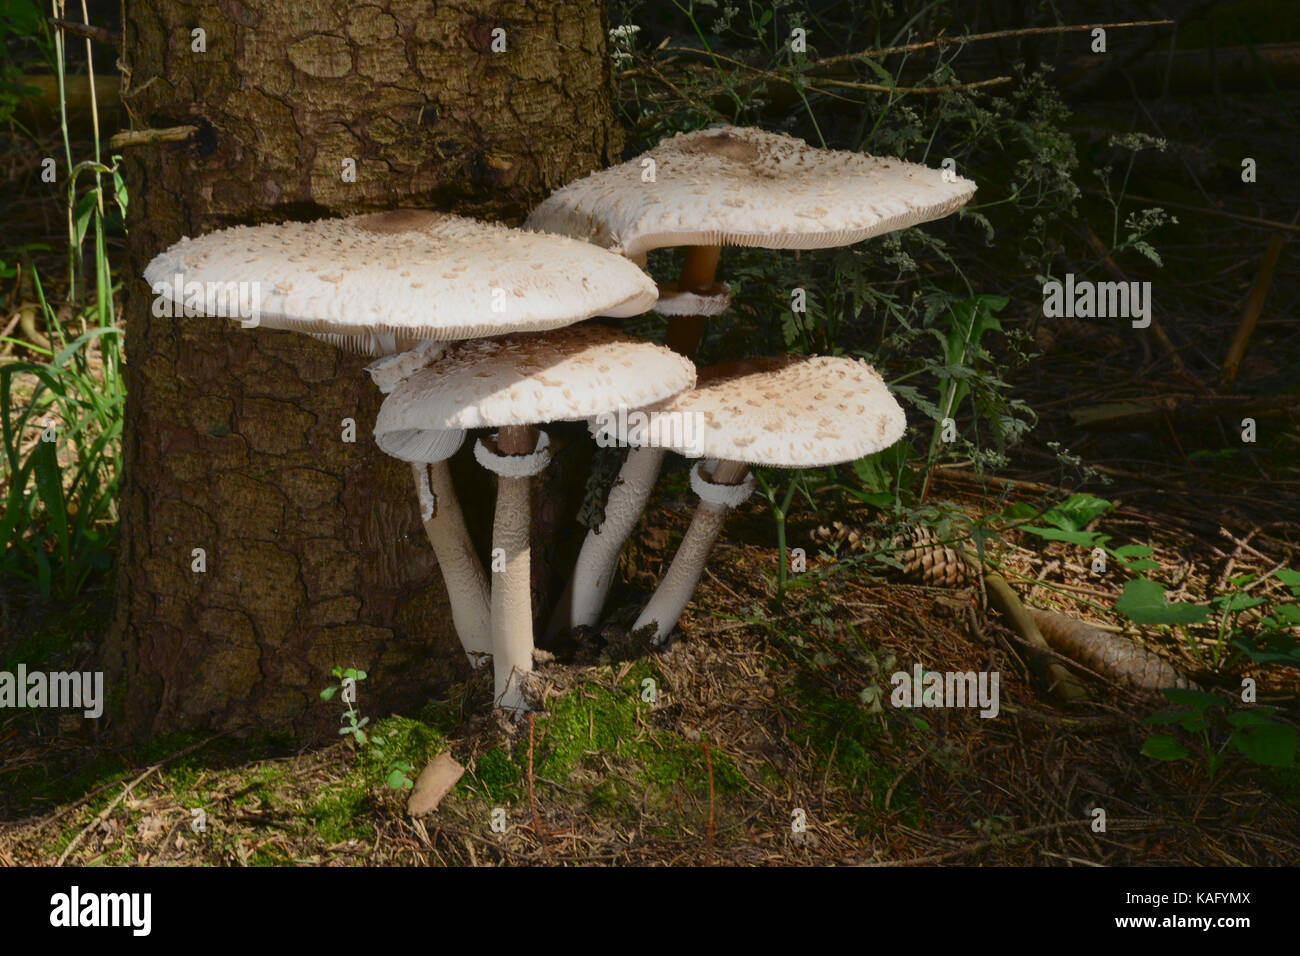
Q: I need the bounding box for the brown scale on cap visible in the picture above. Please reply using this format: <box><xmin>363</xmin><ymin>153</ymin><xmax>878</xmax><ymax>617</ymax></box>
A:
<box><xmin>679</xmin><ymin>130</ymin><xmax>762</xmax><ymax>165</ymax></box>
<box><xmin>354</xmin><ymin>208</ymin><xmax>449</xmax><ymax>234</ymax></box>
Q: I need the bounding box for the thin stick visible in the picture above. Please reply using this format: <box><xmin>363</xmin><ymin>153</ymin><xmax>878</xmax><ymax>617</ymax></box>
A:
<box><xmin>1085</xmin><ymin>190</ymin><xmax>1300</xmax><ymax>235</ymax></box>
<box><xmin>984</xmin><ymin>573</ymin><xmax>1089</xmax><ymax>702</ymax></box>
<box><xmin>702</xmin><ymin>736</ymin><xmax>715</xmax><ymax>866</ymax></box>
<box><xmin>48</xmin><ymin>17</ymin><xmax>119</xmax><ymax>45</ymax></box>
<box><xmin>527</xmin><ymin>712</ymin><xmax>552</xmax><ymax>862</ymax></box>
<box><xmin>56</xmin><ymin>765</ymin><xmax>158</xmax><ymax>866</ymax></box>
<box><xmin>106</xmin><ymin>125</ymin><xmax>198</xmax><ymax>151</ymax></box>
<box><xmin>655</xmin><ymin>48</ymin><xmax>1011</xmax><ymax>96</ymax></box>
<box><xmin>810</xmin><ymin>20</ymin><xmax>1174</xmax><ymax>70</ymax></box>
<box><xmin>865</xmin><ymin>819</ymin><xmax>1154</xmax><ymax>866</ymax></box>
<box><xmin>1082</xmin><ymin>225</ymin><xmax>1191</xmax><ymax>378</ymax></box>
<box><xmin>1220</xmin><ymin>234</ymin><xmax>1285</xmax><ymax>388</ymax></box>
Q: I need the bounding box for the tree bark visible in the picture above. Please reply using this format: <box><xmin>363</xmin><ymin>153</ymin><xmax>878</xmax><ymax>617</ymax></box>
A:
<box><xmin>105</xmin><ymin>0</ymin><xmax>621</xmax><ymax>740</ymax></box>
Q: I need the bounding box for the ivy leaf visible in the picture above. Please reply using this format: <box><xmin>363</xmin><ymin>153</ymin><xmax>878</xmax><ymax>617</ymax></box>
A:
<box><xmin>1116</xmin><ymin>579</ymin><xmax>1210</xmax><ymax>625</ymax></box>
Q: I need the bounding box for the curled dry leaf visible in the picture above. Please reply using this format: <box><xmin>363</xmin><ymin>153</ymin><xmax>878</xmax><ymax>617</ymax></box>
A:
<box><xmin>406</xmin><ymin>752</ymin><xmax>465</xmax><ymax>817</ymax></box>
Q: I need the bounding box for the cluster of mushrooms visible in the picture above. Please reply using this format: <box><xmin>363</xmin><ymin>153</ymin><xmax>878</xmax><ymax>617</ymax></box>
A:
<box><xmin>145</xmin><ymin>126</ymin><xmax>976</xmax><ymax>713</ymax></box>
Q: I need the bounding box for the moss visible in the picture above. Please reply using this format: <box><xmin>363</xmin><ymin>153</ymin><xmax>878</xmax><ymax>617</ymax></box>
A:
<box><xmin>789</xmin><ymin>684</ymin><xmax>919</xmax><ymax>826</ymax></box>
<box><xmin>307</xmin><ymin>777</ymin><xmax>373</xmax><ymax>844</ymax></box>
<box><xmin>467</xmin><ymin>748</ymin><xmax>521</xmax><ymax>803</ymax></box>
<box><xmin>640</xmin><ymin>742</ymin><xmax>748</xmax><ymax>796</ymax></box>
<box><xmin>417</xmin><ymin>692</ymin><xmax>472</xmax><ymax>738</ymax></box>
<box><xmin>356</xmin><ymin>716</ymin><xmax>445</xmax><ymax>780</ymax></box>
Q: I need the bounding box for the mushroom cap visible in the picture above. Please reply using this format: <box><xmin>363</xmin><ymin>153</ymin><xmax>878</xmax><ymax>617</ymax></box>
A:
<box><xmin>525</xmin><ymin>126</ymin><xmax>976</xmax><ymax>257</ymax></box>
<box><xmin>601</xmin><ymin>355</ymin><xmax>907</xmax><ymax>468</ymax></box>
<box><xmin>142</xmin><ymin>210</ymin><xmax>659</xmax><ymax>340</ymax></box>
<box><xmin>374</xmin><ymin>324</ymin><xmax>697</xmax><ymax>435</ymax></box>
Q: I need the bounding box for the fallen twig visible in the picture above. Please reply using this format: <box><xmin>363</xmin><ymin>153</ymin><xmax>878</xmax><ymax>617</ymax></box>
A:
<box><xmin>107</xmin><ymin>125</ymin><xmax>198</xmax><ymax>151</ymax></box>
<box><xmin>702</xmin><ymin>736</ymin><xmax>715</xmax><ymax>866</ymax></box>
<box><xmin>1220</xmin><ymin>233</ymin><xmax>1286</xmax><ymax>388</ymax></box>
<box><xmin>809</xmin><ymin>20</ymin><xmax>1174</xmax><ymax>71</ymax></box>
<box><xmin>984</xmin><ymin>573</ymin><xmax>1090</xmax><ymax>702</ymax></box>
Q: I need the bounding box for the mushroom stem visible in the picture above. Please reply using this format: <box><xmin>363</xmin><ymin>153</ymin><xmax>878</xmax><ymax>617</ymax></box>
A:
<box><xmin>633</xmin><ymin>459</ymin><xmax>753</xmax><ymax>644</ymax></box>
<box><xmin>411</xmin><ymin>461</ymin><xmax>492</xmax><ymax>667</ymax></box>
<box><xmin>663</xmin><ymin>244</ymin><xmax>721</xmax><ymax>358</ymax></box>
<box><xmin>551</xmin><ymin>445</ymin><xmax>668</xmax><ymax>636</ymax></box>
<box><xmin>483</xmin><ymin>425</ymin><xmax>544</xmax><ymax>712</ymax></box>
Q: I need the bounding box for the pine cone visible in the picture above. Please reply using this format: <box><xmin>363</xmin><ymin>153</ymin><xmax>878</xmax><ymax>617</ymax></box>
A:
<box><xmin>1030</xmin><ymin>608</ymin><xmax>1196</xmax><ymax>692</ymax></box>
<box><xmin>896</xmin><ymin>527</ymin><xmax>977</xmax><ymax>588</ymax></box>
<box><xmin>811</xmin><ymin>521</ymin><xmax>870</xmax><ymax>553</ymax></box>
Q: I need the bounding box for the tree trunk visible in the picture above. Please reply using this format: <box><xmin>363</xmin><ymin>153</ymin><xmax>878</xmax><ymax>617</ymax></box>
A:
<box><xmin>104</xmin><ymin>0</ymin><xmax>621</xmax><ymax>740</ymax></box>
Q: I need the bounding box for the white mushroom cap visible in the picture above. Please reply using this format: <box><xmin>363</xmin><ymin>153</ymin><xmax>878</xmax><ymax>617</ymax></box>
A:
<box><xmin>142</xmin><ymin>209</ymin><xmax>659</xmax><ymax>339</ymax></box>
<box><xmin>525</xmin><ymin>126</ymin><xmax>976</xmax><ymax>256</ymax></box>
<box><xmin>604</xmin><ymin>355</ymin><xmax>907</xmax><ymax>467</ymax></box>
<box><xmin>375</xmin><ymin>324</ymin><xmax>697</xmax><ymax>435</ymax></box>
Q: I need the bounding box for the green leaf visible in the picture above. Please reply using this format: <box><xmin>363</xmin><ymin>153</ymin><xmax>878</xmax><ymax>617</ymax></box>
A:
<box><xmin>1142</xmin><ymin>734</ymin><xmax>1189</xmax><ymax>762</ymax></box>
<box><xmin>1119</xmin><ymin>559</ymin><xmax>1161</xmax><ymax>572</ymax></box>
<box><xmin>1271</xmin><ymin>568</ymin><xmax>1300</xmax><ymax>588</ymax></box>
<box><xmin>72</xmin><ymin>190</ymin><xmax>98</xmax><ymax>248</ymax></box>
<box><xmin>1225</xmin><ymin>708</ymin><xmax>1276</xmax><ymax>728</ymax></box>
<box><xmin>1020</xmin><ymin>526</ymin><xmax>1102</xmax><ymax>547</ymax></box>
<box><xmin>1176</xmin><ymin>714</ymin><xmax>1208</xmax><ymax>733</ymax></box>
<box><xmin>1111</xmin><ymin>545</ymin><xmax>1154</xmax><ymax>559</ymax></box>
<box><xmin>320</xmin><ymin>686</ymin><xmax>338</xmax><ymax>701</ymax></box>
<box><xmin>1214</xmin><ymin>593</ymin><xmax>1266</xmax><ymax>613</ymax></box>
<box><xmin>386</xmin><ymin>769</ymin><xmax>408</xmax><ymax>789</ymax></box>
<box><xmin>1231</xmin><ymin>723</ymin><xmax>1298</xmax><ymax>767</ymax></box>
<box><xmin>1047</xmin><ymin>493</ymin><xmax>1113</xmax><ymax>531</ymax></box>
<box><xmin>1233</xmin><ymin>633</ymin><xmax>1300</xmax><ymax>666</ymax></box>
<box><xmin>1115</xmin><ymin>579</ymin><xmax>1210</xmax><ymax>625</ymax></box>
<box><xmin>31</xmin><ymin>439</ymin><xmax>68</xmax><ymax>564</ymax></box>
<box><xmin>1272</xmin><ymin>604</ymin><xmax>1300</xmax><ymax>624</ymax></box>
<box><xmin>112</xmin><ymin>166</ymin><xmax>129</xmax><ymax>215</ymax></box>
<box><xmin>1160</xmin><ymin>687</ymin><xmax>1221</xmax><ymax>711</ymax></box>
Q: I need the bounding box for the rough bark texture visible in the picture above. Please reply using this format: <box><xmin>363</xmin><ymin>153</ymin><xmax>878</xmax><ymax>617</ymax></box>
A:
<box><xmin>106</xmin><ymin>0</ymin><xmax>621</xmax><ymax>740</ymax></box>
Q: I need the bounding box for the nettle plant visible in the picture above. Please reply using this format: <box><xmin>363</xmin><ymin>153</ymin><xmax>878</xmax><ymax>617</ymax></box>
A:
<box><xmin>1142</xmin><ymin>688</ymin><xmax>1297</xmax><ymax>776</ymax></box>
<box><xmin>320</xmin><ymin>667</ymin><xmax>415</xmax><ymax>791</ymax></box>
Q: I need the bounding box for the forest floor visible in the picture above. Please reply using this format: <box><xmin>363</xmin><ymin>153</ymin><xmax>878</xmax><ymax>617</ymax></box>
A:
<box><xmin>2</xmin><ymin>23</ymin><xmax>1299</xmax><ymax>864</ymax></box>
<box><xmin>2</xmin><ymin>448</ymin><xmax>1298</xmax><ymax>865</ymax></box>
